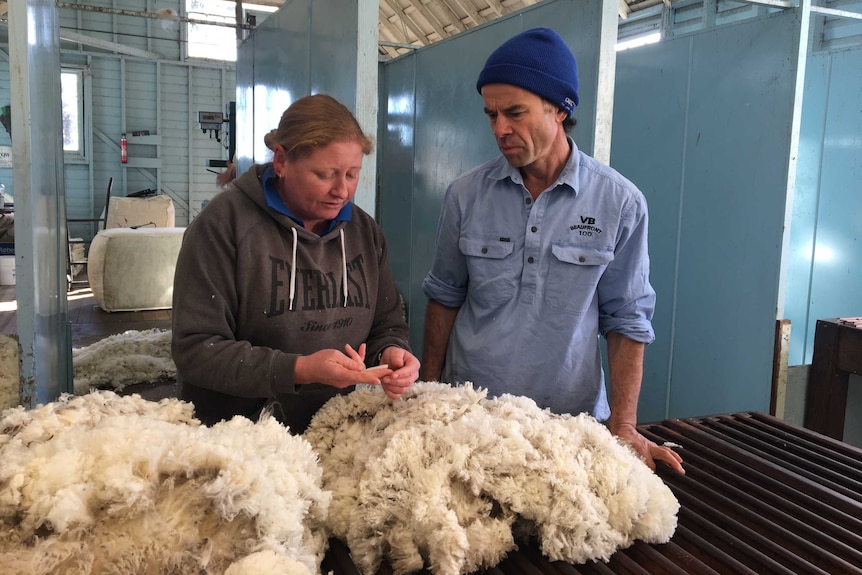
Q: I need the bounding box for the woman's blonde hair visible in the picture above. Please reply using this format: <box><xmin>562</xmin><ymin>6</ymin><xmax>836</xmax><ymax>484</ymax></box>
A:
<box><xmin>263</xmin><ymin>94</ymin><xmax>374</xmax><ymax>160</ymax></box>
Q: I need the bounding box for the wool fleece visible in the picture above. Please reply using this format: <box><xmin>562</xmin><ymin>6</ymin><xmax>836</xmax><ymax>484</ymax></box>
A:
<box><xmin>305</xmin><ymin>382</ymin><xmax>680</xmax><ymax>575</ymax></box>
<box><xmin>0</xmin><ymin>391</ymin><xmax>329</xmax><ymax>575</ymax></box>
<box><xmin>72</xmin><ymin>328</ymin><xmax>174</xmax><ymax>394</ymax></box>
<box><xmin>172</xmin><ymin>164</ymin><xmax>410</xmax><ymax>430</ymax></box>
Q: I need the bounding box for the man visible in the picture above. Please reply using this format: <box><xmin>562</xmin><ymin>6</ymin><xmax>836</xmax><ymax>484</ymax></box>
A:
<box><xmin>421</xmin><ymin>28</ymin><xmax>683</xmax><ymax>474</ymax></box>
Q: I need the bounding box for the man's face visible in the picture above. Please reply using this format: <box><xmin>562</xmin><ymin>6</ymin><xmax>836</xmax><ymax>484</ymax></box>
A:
<box><xmin>481</xmin><ymin>83</ymin><xmax>566</xmax><ymax>168</ymax></box>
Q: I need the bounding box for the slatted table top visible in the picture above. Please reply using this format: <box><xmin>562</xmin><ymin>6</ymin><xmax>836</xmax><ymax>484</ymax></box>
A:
<box><xmin>322</xmin><ymin>412</ymin><xmax>862</xmax><ymax>575</ymax></box>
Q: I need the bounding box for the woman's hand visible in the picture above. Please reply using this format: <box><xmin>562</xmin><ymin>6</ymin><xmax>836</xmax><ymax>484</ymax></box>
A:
<box><xmin>294</xmin><ymin>343</ymin><xmax>392</xmax><ymax>389</ymax></box>
<box><xmin>377</xmin><ymin>346</ymin><xmax>420</xmax><ymax>400</ymax></box>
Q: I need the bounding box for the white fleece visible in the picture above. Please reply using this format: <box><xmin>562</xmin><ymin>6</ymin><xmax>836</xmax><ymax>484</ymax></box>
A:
<box><xmin>0</xmin><ymin>391</ymin><xmax>331</xmax><ymax>575</ymax></box>
<box><xmin>72</xmin><ymin>329</ymin><xmax>175</xmax><ymax>394</ymax></box>
<box><xmin>304</xmin><ymin>381</ymin><xmax>679</xmax><ymax>575</ymax></box>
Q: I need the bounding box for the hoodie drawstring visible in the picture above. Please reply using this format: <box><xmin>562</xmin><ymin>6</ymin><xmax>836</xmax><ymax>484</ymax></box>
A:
<box><xmin>289</xmin><ymin>227</ymin><xmax>297</xmax><ymax>311</ymax></box>
<box><xmin>288</xmin><ymin>227</ymin><xmax>348</xmax><ymax>311</ymax></box>
<box><xmin>340</xmin><ymin>228</ymin><xmax>348</xmax><ymax>307</ymax></box>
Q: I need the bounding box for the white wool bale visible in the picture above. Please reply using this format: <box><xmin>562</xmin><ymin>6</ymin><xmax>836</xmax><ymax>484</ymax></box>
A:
<box><xmin>305</xmin><ymin>382</ymin><xmax>679</xmax><ymax>575</ymax></box>
<box><xmin>72</xmin><ymin>328</ymin><xmax>175</xmax><ymax>394</ymax></box>
<box><xmin>0</xmin><ymin>334</ymin><xmax>18</xmax><ymax>410</ymax></box>
<box><xmin>0</xmin><ymin>391</ymin><xmax>330</xmax><ymax>575</ymax></box>
<box><xmin>87</xmin><ymin>227</ymin><xmax>184</xmax><ymax>312</ymax></box>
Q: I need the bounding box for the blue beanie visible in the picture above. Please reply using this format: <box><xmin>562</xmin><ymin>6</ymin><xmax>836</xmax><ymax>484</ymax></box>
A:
<box><xmin>476</xmin><ymin>27</ymin><xmax>579</xmax><ymax>117</ymax></box>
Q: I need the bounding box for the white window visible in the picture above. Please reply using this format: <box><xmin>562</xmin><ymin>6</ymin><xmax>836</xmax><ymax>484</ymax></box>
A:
<box><xmin>186</xmin><ymin>0</ymin><xmax>278</xmax><ymax>62</ymax></box>
<box><xmin>616</xmin><ymin>31</ymin><xmax>661</xmax><ymax>52</ymax></box>
<box><xmin>61</xmin><ymin>68</ymin><xmax>85</xmax><ymax>160</ymax></box>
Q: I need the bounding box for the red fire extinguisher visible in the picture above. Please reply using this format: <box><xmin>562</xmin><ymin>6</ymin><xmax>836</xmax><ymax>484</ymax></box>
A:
<box><xmin>120</xmin><ymin>133</ymin><xmax>128</xmax><ymax>164</ymax></box>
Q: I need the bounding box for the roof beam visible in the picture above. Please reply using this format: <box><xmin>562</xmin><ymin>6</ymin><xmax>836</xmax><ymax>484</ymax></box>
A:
<box><xmin>386</xmin><ymin>4</ymin><xmax>429</xmax><ymax>45</ymax></box>
<box><xmin>405</xmin><ymin>0</ymin><xmax>450</xmax><ymax>41</ymax></box>
<box><xmin>55</xmin><ymin>1</ymin><xmax>255</xmax><ymax>30</ymax></box>
<box><xmin>619</xmin><ymin>0</ymin><xmax>632</xmax><ymax>18</ymax></box>
<box><xmin>59</xmin><ymin>29</ymin><xmax>164</xmax><ymax>59</ymax></box>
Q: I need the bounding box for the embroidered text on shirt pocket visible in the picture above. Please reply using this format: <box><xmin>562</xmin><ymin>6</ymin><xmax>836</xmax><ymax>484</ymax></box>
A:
<box><xmin>459</xmin><ymin>236</ymin><xmax>517</xmax><ymax>305</ymax></box>
<box><xmin>545</xmin><ymin>243</ymin><xmax>613</xmax><ymax>314</ymax></box>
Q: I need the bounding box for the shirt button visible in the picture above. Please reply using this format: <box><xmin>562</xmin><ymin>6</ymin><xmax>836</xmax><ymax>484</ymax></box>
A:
<box><xmin>525</xmin><ymin>197</ymin><xmax>532</xmax><ymax>205</ymax></box>
<box><xmin>578</xmin><ymin>256</ymin><xmax>586</xmax><ymax>263</ymax></box>
<box><xmin>531</xmin><ymin>226</ymin><xmax>537</xmax><ymax>233</ymax></box>
<box><xmin>481</xmin><ymin>247</ymin><xmax>488</xmax><ymax>254</ymax></box>
<box><xmin>527</xmin><ymin>256</ymin><xmax>534</xmax><ymax>263</ymax></box>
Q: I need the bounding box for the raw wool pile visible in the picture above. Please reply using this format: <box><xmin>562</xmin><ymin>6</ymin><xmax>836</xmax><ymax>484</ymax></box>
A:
<box><xmin>0</xmin><ymin>391</ymin><xmax>330</xmax><ymax>575</ymax></box>
<box><xmin>0</xmin><ymin>334</ymin><xmax>18</xmax><ymax>410</ymax></box>
<box><xmin>72</xmin><ymin>328</ymin><xmax>175</xmax><ymax>394</ymax></box>
<box><xmin>305</xmin><ymin>381</ymin><xmax>680</xmax><ymax>575</ymax></box>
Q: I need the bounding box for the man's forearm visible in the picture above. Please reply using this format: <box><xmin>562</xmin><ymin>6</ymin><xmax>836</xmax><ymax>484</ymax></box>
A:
<box><xmin>421</xmin><ymin>299</ymin><xmax>459</xmax><ymax>381</ymax></box>
<box><xmin>606</xmin><ymin>332</ymin><xmax>646</xmax><ymax>432</ymax></box>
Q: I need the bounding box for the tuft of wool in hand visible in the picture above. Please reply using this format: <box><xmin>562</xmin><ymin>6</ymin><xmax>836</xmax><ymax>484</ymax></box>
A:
<box><xmin>304</xmin><ymin>381</ymin><xmax>679</xmax><ymax>575</ymax></box>
<box><xmin>0</xmin><ymin>391</ymin><xmax>330</xmax><ymax>575</ymax></box>
<box><xmin>72</xmin><ymin>329</ymin><xmax>175</xmax><ymax>394</ymax></box>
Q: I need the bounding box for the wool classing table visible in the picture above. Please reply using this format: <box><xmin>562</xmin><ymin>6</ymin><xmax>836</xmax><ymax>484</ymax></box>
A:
<box><xmin>321</xmin><ymin>412</ymin><xmax>862</xmax><ymax>575</ymax></box>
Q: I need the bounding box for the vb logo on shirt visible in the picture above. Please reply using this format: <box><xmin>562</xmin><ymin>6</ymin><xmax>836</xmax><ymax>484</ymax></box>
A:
<box><xmin>570</xmin><ymin>216</ymin><xmax>603</xmax><ymax>237</ymax></box>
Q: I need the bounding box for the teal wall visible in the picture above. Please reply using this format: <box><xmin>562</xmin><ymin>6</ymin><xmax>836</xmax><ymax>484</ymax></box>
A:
<box><xmin>611</xmin><ymin>11</ymin><xmax>804</xmax><ymax>420</ymax></box>
<box><xmin>785</xmin><ymin>46</ymin><xmax>862</xmax><ymax>366</ymax></box>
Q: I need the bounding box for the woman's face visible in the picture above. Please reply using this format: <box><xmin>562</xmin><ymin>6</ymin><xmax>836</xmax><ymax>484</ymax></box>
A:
<box><xmin>274</xmin><ymin>139</ymin><xmax>364</xmax><ymax>234</ymax></box>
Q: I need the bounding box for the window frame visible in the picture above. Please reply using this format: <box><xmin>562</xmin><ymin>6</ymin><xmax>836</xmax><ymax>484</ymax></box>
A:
<box><xmin>185</xmin><ymin>0</ymin><xmax>278</xmax><ymax>63</ymax></box>
<box><xmin>61</xmin><ymin>66</ymin><xmax>91</xmax><ymax>164</ymax></box>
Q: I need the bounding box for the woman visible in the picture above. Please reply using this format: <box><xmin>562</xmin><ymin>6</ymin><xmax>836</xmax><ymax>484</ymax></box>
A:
<box><xmin>172</xmin><ymin>94</ymin><xmax>419</xmax><ymax>433</ymax></box>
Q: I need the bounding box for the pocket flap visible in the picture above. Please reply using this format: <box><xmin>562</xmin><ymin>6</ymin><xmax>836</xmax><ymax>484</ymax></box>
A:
<box><xmin>551</xmin><ymin>244</ymin><xmax>613</xmax><ymax>266</ymax></box>
<box><xmin>460</xmin><ymin>237</ymin><xmax>515</xmax><ymax>259</ymax></box>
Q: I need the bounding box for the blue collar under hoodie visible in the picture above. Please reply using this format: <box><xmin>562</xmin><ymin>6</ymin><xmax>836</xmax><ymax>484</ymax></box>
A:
<box><xmin>262</xmin><ymin>165</ymin><xmax>352</xmax><ymax>310</ymax></box>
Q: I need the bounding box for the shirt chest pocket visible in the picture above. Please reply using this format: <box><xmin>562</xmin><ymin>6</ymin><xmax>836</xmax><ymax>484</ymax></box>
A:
<box><xmin>459</xmin><ymin>236</ymin><xmax>517</xmax><ymax>305</ymax></box>
<box><xmin>545</xmin><ymin>244</ymin><xmax>613</xmax><ymax>314</ymax></box>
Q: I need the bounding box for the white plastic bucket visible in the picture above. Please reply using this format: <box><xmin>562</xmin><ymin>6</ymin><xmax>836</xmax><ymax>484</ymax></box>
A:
<box><xmin>0</xmin><ymin>255</ymin><xmax>15</xmax><ymax>285</ymax></box>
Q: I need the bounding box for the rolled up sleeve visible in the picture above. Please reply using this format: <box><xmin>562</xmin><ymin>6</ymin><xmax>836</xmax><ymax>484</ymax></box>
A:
<box><xmin>598</xmin><ymin>192</ymin><xmax>656</xmax><ymax>344</ymax></box>
<box><xmin>422</xmin><ymin>184</ymin><xmax>469</xmax><ymax>308</ymax></box>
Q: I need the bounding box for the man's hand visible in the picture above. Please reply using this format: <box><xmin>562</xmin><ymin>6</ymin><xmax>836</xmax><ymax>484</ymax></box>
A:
<box><xmin>610</xmin><ymin>422</ymin><xmax>685</xmax><ymax>474</ymax></box>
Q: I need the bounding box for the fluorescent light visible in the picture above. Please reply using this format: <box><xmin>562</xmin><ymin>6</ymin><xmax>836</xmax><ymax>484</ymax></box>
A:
<box><xmin>616</xmin><ymin>32</ymin><xmax>661</xmax><ymax>52</ymax></box>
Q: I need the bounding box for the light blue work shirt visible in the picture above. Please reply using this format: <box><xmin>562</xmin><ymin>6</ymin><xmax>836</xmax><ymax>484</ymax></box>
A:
<box><xmin>422</xmin><ymin>139</ymin><xmax>655</xmax><ymax>420</ymax></box>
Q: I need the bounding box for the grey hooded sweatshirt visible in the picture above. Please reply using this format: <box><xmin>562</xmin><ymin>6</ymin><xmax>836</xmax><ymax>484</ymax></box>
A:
<box><xmin>171</xmin><ymin>164</ymin><xmax>410</xmax><ymax>432</ymax></box>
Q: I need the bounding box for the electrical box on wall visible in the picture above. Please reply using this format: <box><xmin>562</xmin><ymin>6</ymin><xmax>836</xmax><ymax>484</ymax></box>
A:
<box><xmin>198</xmin><ymin>111</ymin><xmax>224</xmax><ymax>143</ymax></box>
<box><xmin>198</xmin><ymin>111</ymin><xmax>223</xmax><ymax>131</ymax></box>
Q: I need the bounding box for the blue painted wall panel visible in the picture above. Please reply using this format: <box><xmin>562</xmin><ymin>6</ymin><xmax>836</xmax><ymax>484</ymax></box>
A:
<box><xmin>310</xmin><ymin>0</ymin><xmax>358</xmax><ymax>107</ymax></box>
<box><xmin>670</xmin><ymin>14</ymin><xmax>799</xmax><ymax>417</ymax></box>
<box><xmin>377</xmin><ymin>61</ymin><xmax>417</xmax><ymax>336</ymax></box>
<box><xmin>785</xmin><ymin>48</ymin><xmax>862</xmax><ymax>365</ymax></box>
<box><xmin>237</xmin><ymin>0</ymin><xmax>364</xmax><ymax>170</ymax></box>
<box><xmin>612</xmin><ymin>39</ymin><xmax>690</xmax><ymax>421</ymax></box>
<box><xmin>808</xmin><ymin>49</ymin><xmax>862</xmax><ymax>329</ymax></box>
<box><xmin>785</xmin><ymin>55</ymin><xmax>828</xmax><ymax>365</ymax></box>
<box><xmin>612</xmin><ymin>12</ymin><xmax>802</xmax><ymax>419</ymax></box>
